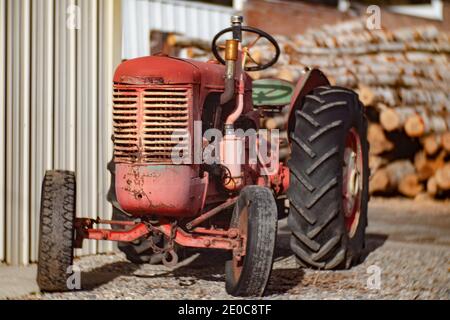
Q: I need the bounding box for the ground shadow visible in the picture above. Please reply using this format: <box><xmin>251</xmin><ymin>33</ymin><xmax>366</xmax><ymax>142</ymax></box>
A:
<box><xmin>360</xmin><ymin>233</ymin><xmax>388</xmax><ymax>264</ymax></box>
<box><xmin>78</xmin><ymin>229</ymin><xmax>388</xmax><ymax>294</ymax></box>
<box><xmin>80</xmin><ymin>261</ymin><xmax>140</xmax><ymax>290</ymax></box>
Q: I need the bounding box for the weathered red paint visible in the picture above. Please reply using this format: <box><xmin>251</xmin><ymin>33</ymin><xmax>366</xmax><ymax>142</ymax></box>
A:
<box><xmin>75</xmin><ymin>219</ymin><xmax>244</xmax><ymax>253</ymax></box>
<box><xmin>114</xmin><ymin>55</ymin><xmax>254</xmax><ymax>117</ymax></box>
<box><xmin>84</xmin><ymin>223</ymin><xmax>150</xmax><ymax>242</ymax></box>
<box><xmin>115</xmin><ymin>164</ymin><xmax>208</xmax><ymax>217</ymax></box>
<box><xmin>268</xmin><ymin>163</ymin><xmax>290</xmax><ymax>196</ymax></box>
<box><xmin>287</xmin><ymin>68</ymin><xmax>330</xmax><ymax>135</ymax></box>
<box><xmin>157</xmin><ymin>222</ymin><xmax>244</xmax><ymax>252</ymax></box>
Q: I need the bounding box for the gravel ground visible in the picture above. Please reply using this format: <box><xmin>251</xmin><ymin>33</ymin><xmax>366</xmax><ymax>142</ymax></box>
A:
<box><xmin>24</xmin><ymin>198</ymin><xmax>450</xmax><ymax>300</ymax></box>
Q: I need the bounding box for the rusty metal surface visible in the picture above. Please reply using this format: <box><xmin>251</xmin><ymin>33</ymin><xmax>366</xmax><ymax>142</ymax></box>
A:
<box><xmin>186</xmin><ymin>196</ymin><xmax>238</xmax><ymax>230</ymax></box>
<box><xmin>74</xmin><ymin>218</ymin><xmax>245</xmax><ymax>254</ymax></box>
<box><xmin>113</xmin><ymin>85</ymin><xmax>192</xmax><ymax>164</ymax></box>
<box><xmin>83</xmin><ymin>223</ymin><xmax>150</xmax><ymax>242</ymax></box>
<box><xmin>158</xmin><ymin>222</ymin><xmax>244</xmax><ymax>253</ymax></box>
<box><xmin>287</xmin><ymin>68</ymin><xmax>330</xmax><ymax>135</ymax></box>
<box><xmin>115</xmin><ymin>164</ymin><xmax>207</xmax><ymax>217</ymax></box>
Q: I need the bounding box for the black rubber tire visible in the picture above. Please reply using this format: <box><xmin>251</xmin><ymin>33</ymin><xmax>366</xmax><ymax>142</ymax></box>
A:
<box><xmin>37</xmin><ymin>171</ymin><xmax>76</xmax><ymax>292</ymax></box>
<box><xmin>287</xmin><ymin>85</ymin><xmax>369</xmax><ymax>270</ymax></box>
<box><xmin>111</xmin><ymin>208</ymin><xmax>164</xmax><ymax>265</ymax></box>
<box><xmin>225</xmin><ymin>186</ymin><xmax>278</xmax><ymax>297</ymax></box>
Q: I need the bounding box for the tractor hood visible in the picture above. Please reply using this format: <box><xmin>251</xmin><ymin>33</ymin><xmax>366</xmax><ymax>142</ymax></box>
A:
<box><xmin>114</xmin><ymin>55</ymin><xmax>227</xmax><ymax>88</ymax></box>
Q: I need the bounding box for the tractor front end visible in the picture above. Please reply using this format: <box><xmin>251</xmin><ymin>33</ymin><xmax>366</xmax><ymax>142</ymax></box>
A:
<box><xmin>112</xmin><ymin>58</ymin><xmax>206</xmax><ymax>217</ymax></box>
<box><xmin>37</xmin><ymin>15</ymin><xmax>370</xmax><ymax>298</ymax></box>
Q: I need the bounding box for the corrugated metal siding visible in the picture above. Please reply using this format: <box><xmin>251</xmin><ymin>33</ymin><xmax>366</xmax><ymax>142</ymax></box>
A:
<box><xmin>122</xmin><ymin>0</ymin><xmax>235</xmax><ymax>59</ymax></box>
<box><xmin>0</xmin><ymin>0</ymin><xmax>6</xmax><ymax>263</ymax></box>
<box><xmin>0</xmin><ymin>0</ymin><xmax>122</xmax><ymax>265</ymax></box>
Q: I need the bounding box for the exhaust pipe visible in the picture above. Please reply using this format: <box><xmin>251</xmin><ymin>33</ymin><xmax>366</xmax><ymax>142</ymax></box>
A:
<box><xmin>220</xmin><ymin>39</ymin><xmax>238</xmax><ymax>105</ymax></box>
<box><xmin>219</xmin><ymin>16</ymin><xmax>245</xmax><ymax>191</ymax></box>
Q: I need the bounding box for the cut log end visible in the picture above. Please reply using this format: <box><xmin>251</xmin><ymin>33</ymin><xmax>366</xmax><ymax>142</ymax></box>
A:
<box><xmin>404</xmin><ymin>114</ymin><xmax>425</xmax><ymax>137</ymax></box>
<box><xmin>441</xmin><ymin>132</ymin><xmax>450</xmax><ymax>152</ymax></box>
<box><xmin>368</xmin><ymin>123</ymin><xmax>394</xmax><ymax>155</ymax></box>
<box><xmin>399</xmin><ymin>174</ymin><xmax>423</xmax><ymax>198</ymax></box>
<box><xmin>435</xmin><ymin>163</ymin><xmax>450</xmax><ymax>190</ymax></box>
<box><xmin>380</xmin><ymin>108</ymin><xmax>400</xmax><ymax>132</ymax></box>
<box><xmin>427</xmin><ymin>176</ymin><xmax>438</xmax><ymax>196</ymax></box>
<box><xmin>369</xmin><ymin>168</ymin><xmax>389</xmax><ymax>194</ymax></box>
<box><xmin>358</xmin><ymin>85</ymin><xmax>375</xmax><ymax>106</ymax></box>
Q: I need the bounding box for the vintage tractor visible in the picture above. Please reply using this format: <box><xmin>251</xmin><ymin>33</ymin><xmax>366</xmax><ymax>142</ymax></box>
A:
<box><xmin>37</xmin><ymin>16</ymin><xmax>368</xmax><ymax>297</ymax></box>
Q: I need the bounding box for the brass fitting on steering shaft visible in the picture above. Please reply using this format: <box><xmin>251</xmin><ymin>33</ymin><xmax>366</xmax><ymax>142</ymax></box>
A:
<box><xmin>225</xmin><ymin>39</ymin><xmax>238</xmax><ymax>61</ymax></box>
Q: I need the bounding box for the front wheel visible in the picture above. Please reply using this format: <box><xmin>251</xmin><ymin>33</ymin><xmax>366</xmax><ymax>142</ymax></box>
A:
<box><xmin>37</xmin><ymin>171</ymin><xmax>76</xmax><ymax>292</ymax></box>
<box><xmin>287</xmin><ymin>85</ymin><xmax>369</xmax><ymax>270</ymax></box>
<box><xmin>225</xmin><ymin>186</ymin><xmax>278</xmax><ymax>297</ymax></box>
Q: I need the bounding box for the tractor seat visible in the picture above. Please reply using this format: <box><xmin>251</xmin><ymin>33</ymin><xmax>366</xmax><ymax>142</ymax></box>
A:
<box><xmin>252</xmin><ymin>78</ymin><xmax>295</xmax><ymax>107</ymax></box>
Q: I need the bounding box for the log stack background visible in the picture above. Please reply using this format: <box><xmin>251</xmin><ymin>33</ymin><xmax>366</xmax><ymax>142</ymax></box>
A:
<box><xmin>167</xmin><ymin>19</ymin><xmax>450</xmax><ymax>200</ymax></box>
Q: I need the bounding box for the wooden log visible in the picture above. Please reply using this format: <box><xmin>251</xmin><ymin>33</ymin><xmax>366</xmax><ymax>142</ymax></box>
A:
<box><xmin>404</xmin><ymin>112</ymin><xmax>450</xmax><ymax>137</ymax></box>
<box><xmin>427</xmin><ymin>176</ymin><xmax>438</xmax><ymax>197</ymax></box>
<box><xmin>441</xmin><ymin>132</ymin><xmax>450</xmax><ymax>152</ymax></box>
<box><xmin>414</xmin><ymin>151</ymin><xmax>435</xmax><ymax>181</ymax></box>
<box><xmin>414</xmin><ymin>150</ymin><xmax>446</xmax><ymax>181</ymax></box>
<box><xmin>167</xmin><ymin>34</ymin><xmax>211</xmax><ymax>51</ymax></box>
<box><xmin>370</xmin><ymin>160</ymin><xmax>417</xmax><ymax>194</ymax></box>
<box><xmin>358</xmin><ymin>85</ymin><xmax>398</xmax><ymax>107</ymax></box>
<box><xmin>379</xmin><ymin>106</ymin><xmax>417</xmax><ymax>132</ymax></box>
<box><xmin>367</xmin><ymin>123</ymin><xmax>394</xmax><ymax>155</ymax></box>
<box><xmin>435</xmin><ymin>163</ymin><xmax>450</xmax><ymax>190</ymax></box>
<box><xmin>385</xmin><ymin>160</ymin><xmax>416</xmax><ymax>191</ymax></box>
<box><xmin>398</xmin><ymin>173</ymin><xmax>423</xmax><ymax>198</ymax></box>
<box><xmin>421</xmin><ymin>134</ymin><xmax>442</xmax><ymax>156</ymax></box>
<box><xmin>369</xmin><ymin>155</ymin><xmax>387</xmax><ymax>174</ymax></box>
<box><xmin>414</xmin><ymin>192</ymin><xmax>434</xmax><ymax>202</ymax></box>
<box><xmin>369</xmin><ymin>168</ymin><xmax>389</xmax><ymax>194</ymax></box>
<box><xmin>276</xmin><ymin>67</ymin><xmax>303</xmax><ymax>82</ymax></box>
<box><xmin>265</xmin><ymin>115</ymin><xmax>288</xmax><ymax>130</ymax></box>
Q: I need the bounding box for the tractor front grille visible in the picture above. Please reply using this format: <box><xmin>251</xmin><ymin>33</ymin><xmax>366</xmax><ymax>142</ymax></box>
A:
<box><xmin>113</xmin><ymin>85</ymin><xmax>192</xmax><ymax>163</ymax></box>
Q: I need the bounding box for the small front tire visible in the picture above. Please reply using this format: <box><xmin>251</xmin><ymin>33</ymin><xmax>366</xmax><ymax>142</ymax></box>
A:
<box><xmin>225</xmin><ymin>186</ymin><xmax>278</xmax><ymax>297</ymax></box>
<box><xmin>37</xmin><ymin>171</ymin><xmax>76</xmax><ymax>292</ymax></box>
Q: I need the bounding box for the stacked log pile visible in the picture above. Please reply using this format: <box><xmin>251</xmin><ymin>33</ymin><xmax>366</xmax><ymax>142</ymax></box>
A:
<box><xmin>169</xmin><ymin>19</ymin><xmax>450</xmax><ymax>199</ymax></box>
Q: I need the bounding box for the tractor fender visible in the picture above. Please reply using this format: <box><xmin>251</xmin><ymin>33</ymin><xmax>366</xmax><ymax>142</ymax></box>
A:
<box><xmin>286</xmin><ymin>68</ymin><xmax>330</xmax><ymax>136</ymax></box>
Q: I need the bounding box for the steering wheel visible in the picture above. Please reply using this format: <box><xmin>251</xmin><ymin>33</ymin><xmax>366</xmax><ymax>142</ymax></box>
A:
<box><xmin>212</xmin><ymin>26</ymin><xmax>281</xmax><ymax>72</ymax></box>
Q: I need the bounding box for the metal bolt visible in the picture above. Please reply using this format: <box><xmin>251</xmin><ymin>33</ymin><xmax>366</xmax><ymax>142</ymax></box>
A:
<box><xmin>231</xmin><ymin>15</ymin><xmax>243</xmax><ymax>24</ymax></box>
<box><xmin>228</xmin><ymin>229</ymin><xmax>238</xmax><ymax>239</ymax></box>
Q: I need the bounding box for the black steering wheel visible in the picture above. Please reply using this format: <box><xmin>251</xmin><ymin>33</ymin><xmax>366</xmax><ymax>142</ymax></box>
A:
<box><xmin>211</xmin><ymin>26</ymin><xmax>280</xmax><ymax>72</ymax></box>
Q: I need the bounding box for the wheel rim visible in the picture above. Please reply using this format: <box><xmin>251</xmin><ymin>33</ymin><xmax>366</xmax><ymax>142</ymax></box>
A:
<box><xmin>231</xmin><ymin>204</ymin><xmax>248</xmax><ymax>282</ymax></box>
<box><xmin>342</xmin><ymin>128</ymin><xmax>363</xmax><ymax>238</ymax></box>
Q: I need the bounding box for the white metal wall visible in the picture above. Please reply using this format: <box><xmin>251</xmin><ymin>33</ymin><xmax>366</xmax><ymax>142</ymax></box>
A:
<box><xmin>0</xmin><ymin>0</ymin><xmax>122</xmax><ymax>265</ymax></box>
<box><xmin>122</xmin><ymin>0</ymin><xmax>235</xmax><ymax>59</ymax></box>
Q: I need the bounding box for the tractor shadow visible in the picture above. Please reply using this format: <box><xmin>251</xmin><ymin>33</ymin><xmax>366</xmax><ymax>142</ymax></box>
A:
<box><xmin>79</xmin><ymin>222</ymin><xmax>387</xmax><ymax>294</ymax></box>
<box><xmin>80</xmin><ymin>261</ymin><xmax>140</xmax><ymax>290</ymax></box>
<box><xmin>360</xmin><ymin>233</ymin><xmax>388</xmax><ymax>263</ymax></box>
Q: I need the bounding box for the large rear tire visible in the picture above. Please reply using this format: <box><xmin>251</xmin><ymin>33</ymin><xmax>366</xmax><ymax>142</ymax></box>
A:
<box><xmin>37</xmin><ymin>171</ymin><xmax>76</xmax><ymax>292</ymax></box>
<box><xmin>225</xmin><ymin>186</ymin><xmax>278</xmax><ymax>297</ymax></box>
<box><xmin>287</xmin><ymin>85</ymin><xmax>369</xmax><ymax>270</ymax></box>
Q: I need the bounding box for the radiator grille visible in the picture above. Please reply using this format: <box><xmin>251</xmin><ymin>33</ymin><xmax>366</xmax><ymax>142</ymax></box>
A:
<box><xmin>113</xmin><ymin>86</ymin><xmax>191</xmax><ymax>163</ymax></box>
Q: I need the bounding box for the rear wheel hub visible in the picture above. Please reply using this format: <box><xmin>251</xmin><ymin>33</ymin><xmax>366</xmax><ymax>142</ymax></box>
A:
<box><xmin>342</xmin><ymin>128</ymin><xmax>363</xmax><ymax>238</ymax></box>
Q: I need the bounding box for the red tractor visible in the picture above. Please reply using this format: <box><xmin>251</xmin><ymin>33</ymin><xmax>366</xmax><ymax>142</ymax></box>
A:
<box><xmin>37</xmin><ymin>16</ymin><xmax>368</xmax><ymax>297</ymax></box>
